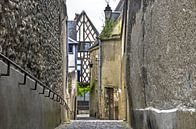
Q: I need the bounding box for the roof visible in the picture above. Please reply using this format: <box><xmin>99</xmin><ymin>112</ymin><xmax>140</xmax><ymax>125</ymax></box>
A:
<box><xmin>111</xmin><ymin>11</ymin><xmax>121</xmax><ymax>22</ymax></box>
<box><xmin>115</xmin><ymin>0</ymin><xmax>125</xmax><ymax>11</ymax></box>
<box><xmin>68</xmin><ymin>21</ymin><xmax>77</xmax><ymax>40</ymax></box>
<box><xmin>68</xmin><ymin>37</ymin><xmax>78</xmax><ymax>44</ymax></box>
<box><xmin>88</xmin><ymin>40</ymin><xmax>99</xmax><ymax>51</ymax></box>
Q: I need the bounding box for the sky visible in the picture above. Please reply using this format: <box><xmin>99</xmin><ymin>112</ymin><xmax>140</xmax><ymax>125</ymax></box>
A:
<box><xmin>67</xmin><ymin>0</ymin><xmax>120</xmax><ymax>32</ymax></box>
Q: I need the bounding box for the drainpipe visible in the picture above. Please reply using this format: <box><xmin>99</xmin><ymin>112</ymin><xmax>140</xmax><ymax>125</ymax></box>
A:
<box><xmin>123</xmin><ymin>0</ymin><xmax>128</xmax><ymax>122</ymax></box>
<box><xmin>66</xmin><ymin>20</ymin><xmax>69</xmax><ymax>93</ymax></box>
<box><xmin>98</xmin><ymin>39</ymin><xmax>102</xmax><ymax>118</ymax></box>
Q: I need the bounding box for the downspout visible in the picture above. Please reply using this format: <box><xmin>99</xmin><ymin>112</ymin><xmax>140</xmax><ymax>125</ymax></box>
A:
<box><xmin>123</xmin><ymin>0</ymin><xmax>128</xmax><ymax>121</ymax></box>
<box><xmin>66</xmin><ymin>19</ymin><xmax>69</xmax><ymax>97</ymax></box>
<box><xmin>98</xmin><ymin>39</ymin><xmax>102</xmax><ymax>118</ymax></box>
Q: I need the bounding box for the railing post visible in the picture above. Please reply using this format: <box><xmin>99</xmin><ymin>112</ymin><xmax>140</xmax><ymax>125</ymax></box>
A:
<box><xmin>0</xmin><ymin>53</ymin><xmax>70</xmax><ymax>113</ymax></box>
<box><xmin>31</xmin><ymin>81</ymin><xmax>37</xmax><ymax>90</ymax></box>
<box><xmin>0</xmin><ymin>61</ymin><xmax>10</xmax><ymax>76</ymax></box>
<box><xmin>39</xmin><ymin>86</ymin><xmax>45</xmax><ymax>94</ymax></box>
<box><xmin>18</xmin><ymin>73</ymin><xmax>27</xmax><ymax>85</ymax></box>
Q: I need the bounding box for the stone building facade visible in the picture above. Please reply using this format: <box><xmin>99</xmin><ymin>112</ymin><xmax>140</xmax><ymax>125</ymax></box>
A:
<box><xmin>89</xmin><ymin>0</ymin><xmax>127</xmax><ymax>120</ymax></box>
<box><xmin>100</xmin><ymin>37</ymin><xmax>126</xmax><ymax>120</ymax></box>
<box><xmin>0</xmin><ymin>0</ymin><xmax>67</xmax><ymax>96</ymax></box>
<box><xmin>89</xmin><ymin>43</ymin><xmax>99</xmax><ymax>118</ymax></box>
<box><xmin>125</xmin><ymin>0</ymin><xmax>196</xmax><ymax>128</ymax></box>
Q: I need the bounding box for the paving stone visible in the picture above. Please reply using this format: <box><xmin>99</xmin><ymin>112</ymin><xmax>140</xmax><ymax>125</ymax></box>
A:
<box><xmin>56</xmin><ymin>120</ymin><xmax>131</xmax><ymax>129</ymax></box>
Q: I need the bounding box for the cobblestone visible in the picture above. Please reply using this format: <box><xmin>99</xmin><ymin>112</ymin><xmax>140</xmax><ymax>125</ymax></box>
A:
<box><xmin>56</xmin><ymin>120</ymin><xmax>131</xmax><ymax>129</ymax></box>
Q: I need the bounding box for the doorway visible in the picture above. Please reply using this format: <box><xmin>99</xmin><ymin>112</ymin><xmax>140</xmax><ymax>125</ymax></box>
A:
<box><xmin>105</xmin><ymin>87</ymin><xmax>114</xmax><ymax>120</ymax></box>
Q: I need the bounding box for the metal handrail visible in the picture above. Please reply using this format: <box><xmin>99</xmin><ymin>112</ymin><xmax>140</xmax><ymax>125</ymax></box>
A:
<box><xmin>0</xmin><ymin>53</ymin><xmax>70</xmax><ymax>111</ymax></box>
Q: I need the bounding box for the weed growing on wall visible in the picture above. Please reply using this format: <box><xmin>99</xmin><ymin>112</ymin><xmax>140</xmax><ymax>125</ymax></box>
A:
<box><xmin>99</xmin><ymin>19</ymin><xmax>115</xmax><ymax>39</ymax></box>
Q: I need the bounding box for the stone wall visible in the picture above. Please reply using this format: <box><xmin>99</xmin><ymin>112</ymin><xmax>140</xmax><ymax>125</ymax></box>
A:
<box><xmin>0</xmin><ymin>0</ymin><xmax>67</xmax><ymax>95</ymax></box>
<box><xmin>100</xmin><ymin>37</ymin><xmax>125</xmax><ymax>120</ymax></box>
<box><xmin>125</xmin><ymin>0</ymin><xmax>196</xmax><ymax>128</ymax></box>
<box><xmin>101</xmin><ymin>38</ymin><xmax>122</xmax><ymax>88</ymax></box>
<box><xmin>89</xmin><ymin>46</ymin><xmax>99</xmax><ymax>118</ymax></box>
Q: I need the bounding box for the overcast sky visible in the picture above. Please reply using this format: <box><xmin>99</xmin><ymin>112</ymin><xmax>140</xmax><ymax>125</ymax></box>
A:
<box><xmin>67</xmin><ymin>0</ymin><xmax>120</xmax><ymax>32</ymax></box>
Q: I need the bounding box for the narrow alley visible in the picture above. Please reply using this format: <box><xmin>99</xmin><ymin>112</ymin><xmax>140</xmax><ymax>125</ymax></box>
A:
<box><xmin>0</xmin><ymin>0</ymin><xmax>196</xmax><ymax>129</ymax></box>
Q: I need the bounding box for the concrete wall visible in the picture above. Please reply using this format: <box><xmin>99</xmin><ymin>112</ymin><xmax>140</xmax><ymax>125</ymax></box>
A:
<box><xmin>125</xmin><ymin>0</ymin><xmax>196</xmax><ymax>128</ymax></box>
<box><xmin>0</xmin><ymin>0</ymin><xmax>67</xmax><ymax>95</ymax></box>
<box><xmin>0</xmin><ymin>60</ymin><xmax>64</xmax><ymax>129</ymax></box>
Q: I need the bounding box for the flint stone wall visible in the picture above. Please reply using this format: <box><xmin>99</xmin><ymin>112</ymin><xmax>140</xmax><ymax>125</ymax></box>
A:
<box><xmin>0</xmin><ymin>0</ymin><xmax>66</xmax><ymax>95</ymax></box>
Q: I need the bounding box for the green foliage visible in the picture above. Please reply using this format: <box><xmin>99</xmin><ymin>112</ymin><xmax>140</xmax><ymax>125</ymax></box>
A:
<box><xmin>77</xmin><ymin>81</ymin><xmax>96</xmax><ymax>96</ymax></box>
<box><xmin>77</xmin><ymin>82</ymin><xmax>91</xmax><ymax>96</ymax></box>
<box><xmin>99</xmin><ymin>19</ymin><xmax>115</xmax><ymax>39</ymax></box>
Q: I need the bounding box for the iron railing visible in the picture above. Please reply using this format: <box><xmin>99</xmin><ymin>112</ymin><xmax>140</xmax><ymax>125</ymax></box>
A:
<box><xmin>0</xmin><ymin>53</ymin><xmax>70</xmax><ymax>111</ymax></box>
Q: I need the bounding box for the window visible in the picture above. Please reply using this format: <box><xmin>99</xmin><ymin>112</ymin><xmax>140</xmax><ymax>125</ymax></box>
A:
<box><xmin>69</xmin><ymin>44</ymin><xmax>73</xmax><ymax>54</ymax></box>
<box><xmin>79</xmin><ymin>42</ymin><xmax>91</xmax><ymax>51</ymax></box>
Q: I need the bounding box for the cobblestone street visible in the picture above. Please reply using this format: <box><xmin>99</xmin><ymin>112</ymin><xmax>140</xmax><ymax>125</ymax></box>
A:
<box><xmin>56</xmin><ymin>120</ymin><xmax>131</xmax><ymax>129</ymax></box>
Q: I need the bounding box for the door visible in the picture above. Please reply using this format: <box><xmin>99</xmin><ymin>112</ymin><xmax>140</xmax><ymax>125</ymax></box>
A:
<box><xmin>105</xmin><ymin>88</ymin><xmax>114</xmax><ymax>119</ymax></box>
